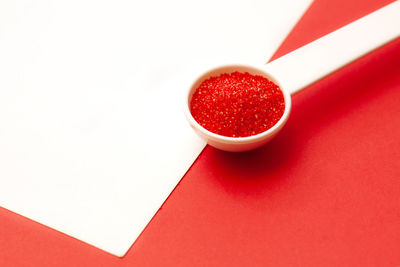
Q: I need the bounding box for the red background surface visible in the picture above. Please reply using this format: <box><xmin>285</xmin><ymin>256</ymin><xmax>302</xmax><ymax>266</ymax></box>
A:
<box><xmin>1</xmin><ymin>0</ymin><xmax>399</xmax><ymax>266</ymax></box>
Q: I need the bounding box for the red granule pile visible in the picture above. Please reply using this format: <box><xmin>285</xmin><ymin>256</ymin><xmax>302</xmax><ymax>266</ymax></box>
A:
<box><xmin>190</xmin><ymin>71</ymin><xmax>285</xmax><ymax>137</ymax></box>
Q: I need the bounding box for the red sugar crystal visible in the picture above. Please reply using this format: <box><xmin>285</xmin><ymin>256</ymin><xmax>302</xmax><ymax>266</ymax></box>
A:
<box><xmin>190</xmin><ymin>71</ymin><xmax>285</xmax><ymax>137</ymax></box>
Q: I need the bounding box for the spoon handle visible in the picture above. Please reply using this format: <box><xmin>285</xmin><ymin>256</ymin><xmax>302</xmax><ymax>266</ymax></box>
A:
<box><xmin>264</xmin><ymin>1</ymin><xmax>400</xmax><ymax>96</ymax></box>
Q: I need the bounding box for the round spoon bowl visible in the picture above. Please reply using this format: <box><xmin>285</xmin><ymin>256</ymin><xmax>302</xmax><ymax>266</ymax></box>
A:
<box><xmin>184</xmin><ymin>64</ymin><xmax>292</xmax><ymax>152</ymax></box>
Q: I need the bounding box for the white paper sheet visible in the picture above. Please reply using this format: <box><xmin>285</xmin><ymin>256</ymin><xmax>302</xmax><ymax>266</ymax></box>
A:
<box><xmin>0</xmin><ymin>0</ymin><xmax>311</xmax><ymax>256</ymax></box>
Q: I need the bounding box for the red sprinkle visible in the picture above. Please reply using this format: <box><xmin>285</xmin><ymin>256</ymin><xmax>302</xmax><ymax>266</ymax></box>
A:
<box><xmin>190</xmin><ymin>71</ymin><xmax>285</xmax><ymax>137</ymax></box>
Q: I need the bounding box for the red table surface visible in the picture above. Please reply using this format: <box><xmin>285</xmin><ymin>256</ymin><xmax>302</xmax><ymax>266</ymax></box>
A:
<box><xmin>1</xmin><ymin>0</ymin><xmax>399</xmax><ymax>266</ymax></box>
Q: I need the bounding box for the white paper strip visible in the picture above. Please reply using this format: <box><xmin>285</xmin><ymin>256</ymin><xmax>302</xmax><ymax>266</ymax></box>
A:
<box><xmin>265</xmin><ymin>1</ymin><xmax>400</xmax><ymax>95</ymax></box>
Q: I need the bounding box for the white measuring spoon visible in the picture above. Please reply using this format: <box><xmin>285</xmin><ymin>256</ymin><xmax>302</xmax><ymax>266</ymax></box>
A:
<box><xmin>185</xmin><ymin>1</ymin><xmax>400</xmax><ymax>152</ymax></box>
